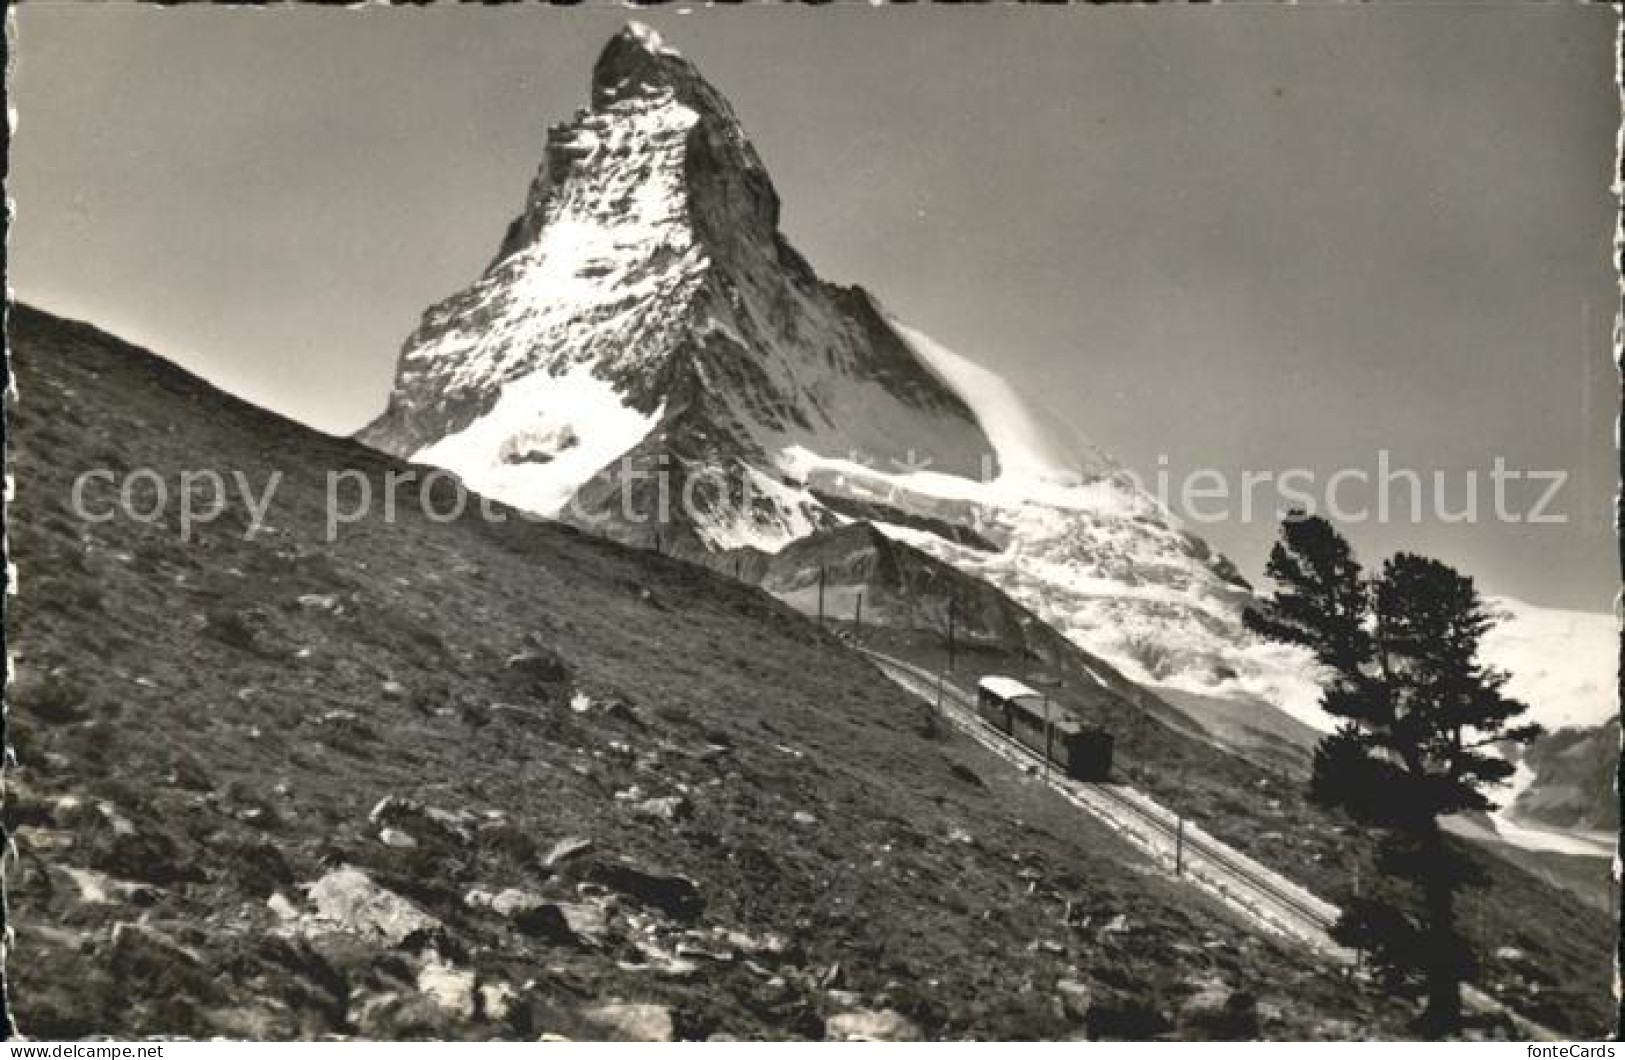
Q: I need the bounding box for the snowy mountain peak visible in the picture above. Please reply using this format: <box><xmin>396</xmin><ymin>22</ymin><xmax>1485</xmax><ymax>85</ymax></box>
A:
<box><xmin>616</xmin><ymin>21</ymin><xmax>676</xmax><ymax>57</ymax></box>
<box><xmin>592</xmin><ymin>22</ymin><xmax>692</xmax><ymax>104</ymax></box>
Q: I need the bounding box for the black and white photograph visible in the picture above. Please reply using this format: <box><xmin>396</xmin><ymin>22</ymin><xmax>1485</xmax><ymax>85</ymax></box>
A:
<box><xmin>2</xmin><ymin>1</ymin><xmax>1619</xmax><ymax>1043</ymax></box>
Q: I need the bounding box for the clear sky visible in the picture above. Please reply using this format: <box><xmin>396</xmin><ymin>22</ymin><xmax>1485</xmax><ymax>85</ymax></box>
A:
<box><xmin>9</xmin><ymin>3</ymin><xmax>1618</xmax><ymax>612</ymax></box>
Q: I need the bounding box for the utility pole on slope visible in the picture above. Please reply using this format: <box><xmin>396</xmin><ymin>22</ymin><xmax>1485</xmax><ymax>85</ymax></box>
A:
<box><xmin>853</xmin><ymin>591</ymin><xmax>863</xmax><ymax>648</ymax></box>
<box><xmin>1041</xmin><ymin>685</ymin><xmax>1051</xmax><ymax>786</ymax></box>
<box><xmin>817</xmin><ymin>565</ymin><xmax>826</xmax><ymax>627</ymax></box>
<box><xmin>946</xmin><ymin>596</ymin><xmax>956</xmax><ymax>675</ymax></box>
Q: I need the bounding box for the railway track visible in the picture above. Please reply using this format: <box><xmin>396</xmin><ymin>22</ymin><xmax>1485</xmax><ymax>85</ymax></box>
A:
<box><xmin>862</xmin><ymin>649</ymin><xmax>1563</xmax><ymax>1041</ymax></box>
<box><xmin>863</xmin><ymin>649</ymin><xmax>1349</xmax><ymax>955</ymax></box>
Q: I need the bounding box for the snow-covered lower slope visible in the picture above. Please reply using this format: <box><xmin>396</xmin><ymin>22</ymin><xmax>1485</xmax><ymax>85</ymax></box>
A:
<box><xmin>415</xmin><ymin>366</ymin><xmax>665</xmax><ymax>519</ymax></box>
<box><xmin>772</xmin><ymin>325</ymin><xmax>1328</xmax><ymax>733</ymax></box>
<box><xmin>1481</xmin><ymin>596</ymin><xmax>1618</xmax><ymax>734</ymax></box>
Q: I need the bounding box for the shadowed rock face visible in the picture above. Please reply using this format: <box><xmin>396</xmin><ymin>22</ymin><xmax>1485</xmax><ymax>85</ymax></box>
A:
<box><xmin>1509</xmin><ymin>720</ymin><xmax>1620</xmax><ymax>833</ymax></box>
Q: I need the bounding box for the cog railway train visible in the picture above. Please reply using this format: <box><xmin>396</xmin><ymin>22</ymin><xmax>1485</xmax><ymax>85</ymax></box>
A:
<box><xmin>975</xmin><ymin>675</ymin><xmax>1113</xmax><ymax>781</ymax></box>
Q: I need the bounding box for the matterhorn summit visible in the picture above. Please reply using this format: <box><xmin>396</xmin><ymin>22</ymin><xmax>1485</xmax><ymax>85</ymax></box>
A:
<box><xmin>360</xmin><ymin>23</ymin><xmax>1321</xmax><ymax>722</ymax></box>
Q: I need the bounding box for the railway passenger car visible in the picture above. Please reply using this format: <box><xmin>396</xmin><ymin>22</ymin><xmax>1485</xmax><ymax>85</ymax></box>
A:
<box><xmin>976</xmin><ymin>675</ymin><xmax>1113</xmax><ymax>781</ymax></box>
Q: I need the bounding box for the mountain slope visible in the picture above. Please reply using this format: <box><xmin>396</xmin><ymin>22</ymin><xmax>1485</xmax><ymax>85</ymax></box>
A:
<box><xmin>6</xmin><ymin>304</ymin><xmax>1459</xmax><ymax>1040</ymax></box>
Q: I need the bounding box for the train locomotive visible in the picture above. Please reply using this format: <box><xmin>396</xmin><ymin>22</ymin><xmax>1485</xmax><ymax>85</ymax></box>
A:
<box><xmin>976</xmin><ymin>675</ymin><xmax>1113</xmax><ymax>781</ymax></box>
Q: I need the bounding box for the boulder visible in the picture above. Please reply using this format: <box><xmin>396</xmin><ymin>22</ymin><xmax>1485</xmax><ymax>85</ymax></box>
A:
<box><xmin>417</xmin><ymin>954</ymin><xmax>476</xmax><ymax>1018</ymax></box>
<box><xmin>480</xmin><ymin>982</ymin><xmax>517</xmax><ymax>1022</ymax></box>
<box><xmin>825</xmin><ymin>1008</ymin><xmax>922</xmax><ymax>1042</ymax></box>
<box><xmin>378</xmin><ymin>827</ymin><xmax>418</xmax><ymax>849</ymax></box>
<box><xmin>581</xmin><ymin>1001</ymin><xmax>675</xmax><ymax>1042</ymax></box>
<box><xmin>557</xmin><ymin>901</ymin><xmax>611</xmax><ymax>943</ymax></box>
<box><xmin>304</xmin><ymin>866</ymin><xmax>440</xmax><ymax>945</ymax></box>
<box><xmin>462</xmin><ymin>887</ymin><xmax>566</xmax><ymax>941</ymax></box>
<box><xmin>1056</xmin><ymin>978</ymin><xmax>1093</xmax><ymax>1019</ymax></box>
<box><xmin>590</xmin><ymin>861</ymin><xmax>704</xmax><ymax>921</ymax></box>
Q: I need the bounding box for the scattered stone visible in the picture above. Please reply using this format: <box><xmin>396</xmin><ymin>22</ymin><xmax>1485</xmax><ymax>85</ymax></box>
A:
<box><xmin>557</xmin><ymin>901</ymin><xmax>611</xmax><ymax>943</ymax></box>
<box><xmin>1180</xmin><ymin>975</ymin><xmax>1232</xmax><ymax>1017</ymax></box>
<box><xmin>466</xmin><ymin>887</ymin><xmax>549</xmax><ymax>918</ymax></box>
<box><xmin>581</xmin><ymin>1001</ymin><xmax>674</xmax><ymax>1042</ymax></box>
<box><xmin>96</xmin><ymin>800</ymin><xmax>137</xmax><ymax>836</ymax></box>
<box><xmin>60</xmin><ymin>866</ymin><xmax>160</xmax><ymax>906</ymax></box>
<box><xmin>297</xmin><ymin>594</ymin><xmax>339</xmax><ymax>611</ymax></box>
<box><xmin>480</xmin><ymin>982</ymin><xmax>517</xmax><ymax>1022</ymax></box>
<box><xmin>371</xmin><ymin>795</ymin><xmax>476</xmax><ymax>843</ymax></box>
<box><xmin>590</xmin><ymin>861</ymin><xmax>704</xmax><ymax>921</ymax></box>
<box><xmin>466</xmin><ymin>887</ymin><xmax>594</xmax><ymax>945</ymax></box>
<box><xmin>378</xmin><ymin>827</ymin><xmax>418</xmax><ymax>849</ymax></box>
<box><xmin>824</xmin><ymin>1008</ymin><xmax>922</xmax><ymax>1042</ymax></box>
<box><xmin>676</xmin><ymin>938</ymin><xmax>733</xmax><ymax>962</ymax></box>
<box><xmin>381</xmin><ymin>680</ymin><xmax>406</xmax><ymax>698</ymax></box>
<box><xmin>570</xmin><ymin>692</ymin><xmax>593</xmax><ymax>714</ymax></box>
<box><xmin>544</xmin><ymin>836</ymin><xmax>594</xmax><ymax>868</ymax></box>
<box><xmin>303</xmin><ymin>866</ymin><xmax>440</xmax><ymax>945</ymax></box>
<box><xmin>722</xmin><ymin>929</ymin><xmax>791</xmax><ymax>959</ymax></box>
<box><xmin>947</xmin><ymin>826</ymin><xmax>974</xmax><ymax>846</ymax></box>
<box><xmin>626</xmin><ymin>942</ymin><xmax>700</xmax><ymax>979</ymax></box>
<box><xmin>266</xmin><ymin>892</ymin><xmax>300</xmax><ymax>920</ymax></box>
<box><xmin>1495</xmin><ymin>946</ymin><xmax>1527</xmax><ymax>963</ymax></box>
<box><xmin>635</xmin><ymin>795</ymin><xmax>691</xmax><ymax>822</ymax></box>
<box><xmin>1056</xmin><ymin>978</ymin><xmax>1093</xmax><ymax>1017</ymax></box>
<box><xmin>792</xmin><ymin>811</ymin><xmax>818</xmax><ymax>826</ymax></box>
<box><xmin>417</xmin><ymin>953</ymin><xmax>476</xmax><ymax>1018</ymax></box>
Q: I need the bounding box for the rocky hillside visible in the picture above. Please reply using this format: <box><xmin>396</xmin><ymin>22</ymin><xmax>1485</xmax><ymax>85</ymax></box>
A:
<box><xmin>2</xmin><ymin>304</ymin><xmax>1453</xmax><ymax>1040</ymax></box>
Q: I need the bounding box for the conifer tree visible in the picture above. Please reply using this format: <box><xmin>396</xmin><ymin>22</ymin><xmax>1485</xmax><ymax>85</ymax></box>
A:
<box><xmin>1246</xmin><ymin>515</ymin><xmax>1540</xmax><ymax>1035</ymax></box>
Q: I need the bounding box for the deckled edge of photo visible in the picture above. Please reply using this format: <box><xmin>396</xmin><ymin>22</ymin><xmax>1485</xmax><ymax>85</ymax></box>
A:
<box><xmin>1612</xmin><ymin>5</ymin><xmax>1624</xmax><ymax>1036</ymax></box>
<box><xmin>2</xmin><ymin>0</ymin><xmax>18</xmax><ymax>1041</ymax></box>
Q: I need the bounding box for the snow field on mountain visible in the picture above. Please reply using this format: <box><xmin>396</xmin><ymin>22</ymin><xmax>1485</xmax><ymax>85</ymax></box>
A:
<box><xmin>415</xmin><ymin>366</ymin><xmax>665</xmax><ymax>518</ymax></box>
